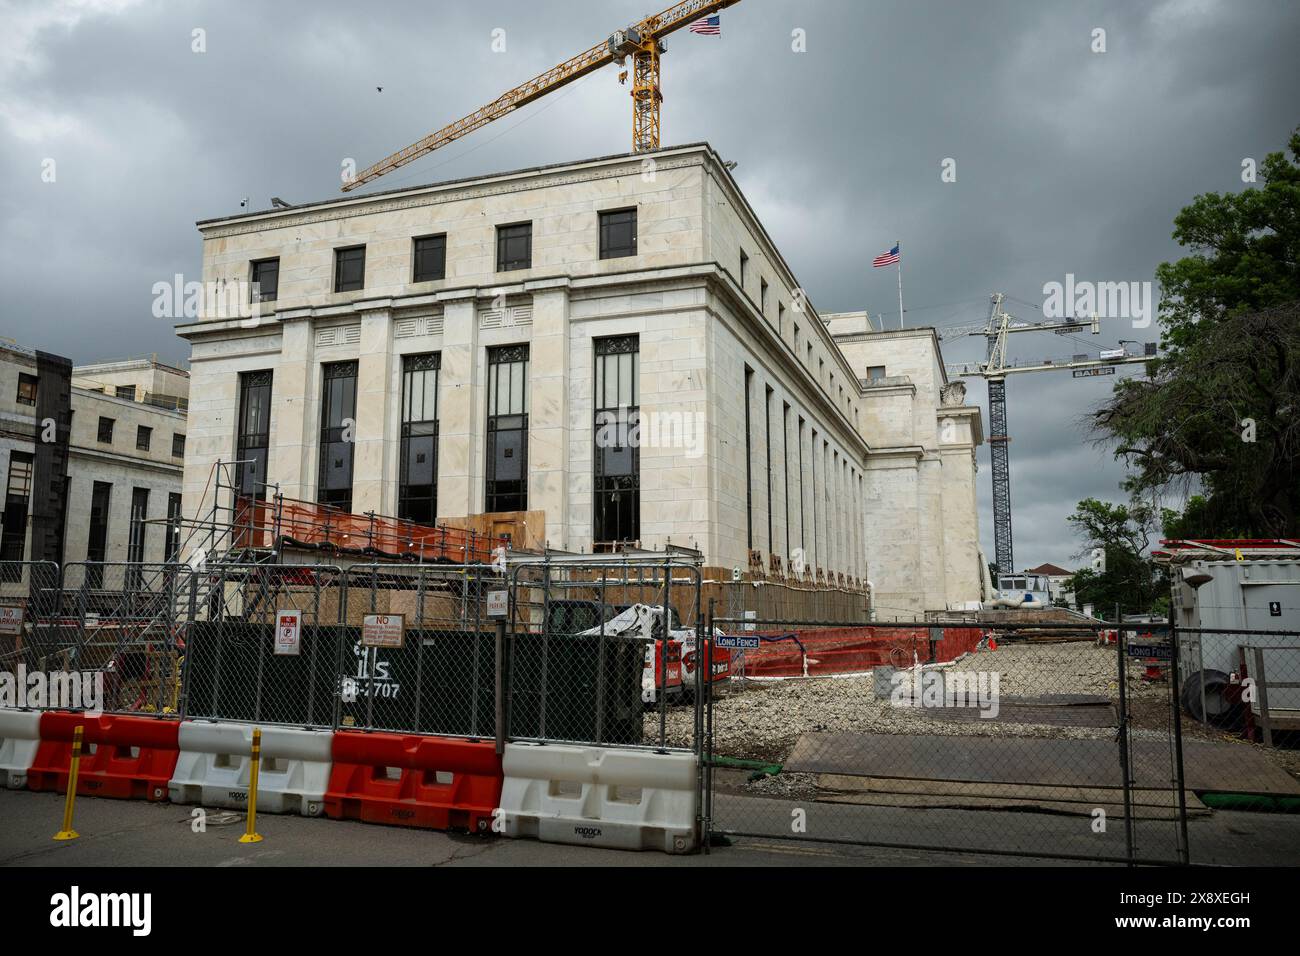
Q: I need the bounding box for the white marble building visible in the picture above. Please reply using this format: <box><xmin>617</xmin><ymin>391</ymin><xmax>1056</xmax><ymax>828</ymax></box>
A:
<box><xmin>826</xmin><ymin>318</ymin><xmax>986</xmax><ymax>616</ymax></box>
<box><xmin>177</xmin><ymin>144</ymin><xmax>983</xmax><ymax>610</ymax></box>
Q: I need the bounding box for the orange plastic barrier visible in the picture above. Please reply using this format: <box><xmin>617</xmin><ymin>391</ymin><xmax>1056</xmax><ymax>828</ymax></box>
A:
<box><xmin>736</xmin><ymin>627</ymin><xmax>985</xmax><ymax>678</ymax></box>
<box><xmin>28</xmin><ymin>712</ymin><xmax>181</xmax><ymax>801</ymax></box>
<box><xmin>324</xmin><ymin>732</ymin><xmax>502</xmax><ymax>833</ymax></box>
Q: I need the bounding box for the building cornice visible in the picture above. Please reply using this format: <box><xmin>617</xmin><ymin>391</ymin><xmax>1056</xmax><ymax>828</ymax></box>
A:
<box><xmin>196</xmin><ymin>148</ymin><xmax>709</xmax><ymax>240</ymax></box>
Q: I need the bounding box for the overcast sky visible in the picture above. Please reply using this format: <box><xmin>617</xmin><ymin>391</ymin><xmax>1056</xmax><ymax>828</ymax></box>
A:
<box><xmin>2</xmin><ymin>0</ymin><xmax>1296</xmax><ymax>571</ymax></box>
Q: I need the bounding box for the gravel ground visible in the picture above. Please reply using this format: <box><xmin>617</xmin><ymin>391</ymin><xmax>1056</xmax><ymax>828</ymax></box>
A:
<box><xmin>645</xmin><ymin>641</ymin><xmax>1184</xmax><ymax>765</ymax></box>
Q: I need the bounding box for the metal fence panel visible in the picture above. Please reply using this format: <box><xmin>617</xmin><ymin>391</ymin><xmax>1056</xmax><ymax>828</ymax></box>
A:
<box><xmin>179</xmin><ymin>563</ymin><xmax>344</xmax><ymax>727</ymax></box>
<box><xmin>337</xmin><ymin>564</ymin><xmax>499</xmax><ymax>737</ymax></box>
<box><xmin>702</xmin><ymin>613</ymin><xmax>1195</xmax><ymax>865</ymax></box>
<box><xmin>504</xmin><ymin>557</ymin><xmax>704</xmax><ymax>751</ymax></box>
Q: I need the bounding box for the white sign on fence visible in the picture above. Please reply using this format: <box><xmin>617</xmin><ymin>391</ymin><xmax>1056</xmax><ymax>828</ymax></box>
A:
<box><xmin>0</xmin><ymin>606</ymin><xmax>23</xmax><ymax>636</ymax></box>
<box><xmin>362</xmin><ymin>613</ymin><xmax>405</xmax><ymax>649</ymax></box>
<box><xmin>486</xmin><ymin>590</ymin><xmax>509</xmax><ymax>619</ymax></box>
<box><xmin>274</xmin><ymin>609</ymin><xmax>302</xmax><ymax>656</ymax></box>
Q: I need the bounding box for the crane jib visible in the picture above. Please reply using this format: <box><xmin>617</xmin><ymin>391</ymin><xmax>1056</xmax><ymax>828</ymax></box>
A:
<box><xmin>341</xmin><ymin>0</ymin><xmax>743</xmax><ymax>192</ymax></box>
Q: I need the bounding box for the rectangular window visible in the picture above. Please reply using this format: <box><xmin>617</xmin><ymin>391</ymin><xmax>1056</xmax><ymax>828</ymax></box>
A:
<box><xmin>236</xmin><ymin>370</ymin><xmax>273</xmax><ymax>500</ymax></box>
<box><xmin>399</xmin><ymin>353</ymin><xmax>440</xmax><ymax>525</ymax></box>
<box><xmin>485</xmin><ymin>345</ymin><xmax>529</xmax><ymax>512</ymax></box>
<box><xmin>116</xmin><ymin>385</ymin><xmax>136</xmax><ymax>401</ymax></box>
<box><xmin>136</xmin><ymin>425</ymin><xmax>152</xmax><ymax>451</ymax></box>
<box><xmin>496</xmin><ymin>222</ymin><xmax>532</xmax><ymax>272</ymax></box>
<box><xmin>761</xmin><ymin>279</ymin><xmax>768</xmax><ymax>316</ymax></box>
<box><xmin>16</xmin><ymin>373</ymin><xmax>37</xmax><ymax>407</ymax></box>
<box><xmin>865</xmin><ymin>365</ymin><xmax>887</xmax><ymax>382</ymax></box>
<box><xmin>797</xmin><ymin>417</ymin><xmax>806</xmax><ymax>555</ymax></box>
<box><xmin>599</xmin><ymin>208</ymin><xmax>637</xmax><ymax>259</ymax></box>
<box><xmin>251</xmin><ymin>257</ymin><xmax>279</xmax><ymax>302</ymax></box>
<box><xmin>164</xmin><ymin>492</ymin><xmax>183</xmax><ymax>563</ymax></box>
<box><xmin>172</xmin><ymin>433</ymin><xmax>186</xmax><ymax>458</ymax></box>
<box><xmin>318</xmin><ymin>361</ymin><xmax>358</xmax><ymax>512</ymax></box>
<box><xmin>86</xmin><ymin>481</ymin><xmax>112</xmax><ymax>588</ymax></box>
<box><xmin>334</xmin><ymin>245</ymin><xmax>366</xmax><ymax>292</ymax></box>
<box><xmin>127</xmin><ymin>488</ymin><xmax>149</xmax><ymax>582</ymax></box>
<box><xmin>779</xmin><ymin>302</ymin><xmax>785</xmax><ymax>336</ymax></box>
<box><xmin>739</xmin><ymin>249</ymin><xmax>749</xmax><ymax>288</ymax></box>
<box><xmin>810</xmin><ymin>429</ymin><xmax>818</xmax><ymax>569</ymax></box>
<box><xmin>0</xmin><ymin>452</ymin><xmax>33</xmax><ymax>579</ymax></box>
<box><xmin>765</xmin><ymin>385</ymin><xmax>774</xmax><ymax>553</ymax></box>
<box><xmin>744</xmin><ymin>367</ymin><xmax>754</xmax><ymax>550</ymax></box>
<box><xmin>412</xmin><ymin>235</ymin><xmax>447</xmax><ymax>283</ymax></box>
<box><xmin>593</xmin><ymin>335</ymin><xmax>639</xmax><ymax>547</ymax></box>
<box><xmin>125</xmin><ymin>487</ymin><xmax>148</xmax><ymax>589</ymax></box>
<box><xmin>783</xmin><ymin>402</ymin><xmax>791</xmax><ymax>559</ymax></box>
<box><xmin>97</xmin><ymin>417</ymin><xmax>114</xmax><ymax>443</ymax></box>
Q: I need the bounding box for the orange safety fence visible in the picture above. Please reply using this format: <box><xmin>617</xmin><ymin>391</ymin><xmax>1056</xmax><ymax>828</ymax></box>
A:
<box><xmin>230</xmin><ymin>495</ymin><xmax>506</xmax><ymax>564</ymax></box>
<box><xmin>731</xmin><ymin>626</ymin><xmax>986</xmax><ymax>678</ymax></box>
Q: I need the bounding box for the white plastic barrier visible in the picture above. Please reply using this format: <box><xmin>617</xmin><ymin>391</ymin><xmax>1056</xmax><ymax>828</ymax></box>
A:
<box><xmin>0</xmin><ymin>710</ymin><xmax>42</xmax><ymax>790</ymax></box>
<box><xmin>500</xmin><ymin>743</ymin><xmax>698</xmax><ymax>854</ymax></box>
<box><xmin>168</xmin><ymin>721</ymin><xmax>332</xmax><ymax>816</ymax></box>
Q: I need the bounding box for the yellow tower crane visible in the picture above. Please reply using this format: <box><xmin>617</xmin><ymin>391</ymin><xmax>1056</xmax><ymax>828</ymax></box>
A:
<box><xmin>341</xmin><ymin>0</ymin><xmax>743</xmax><ymax>193</ymax></box>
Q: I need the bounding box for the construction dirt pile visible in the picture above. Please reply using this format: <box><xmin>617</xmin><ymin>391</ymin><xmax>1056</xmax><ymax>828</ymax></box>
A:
<box><xmin>646</xmin><ymin>640</ymin><xmax>1168</xmax><ymax>764</ymax></box>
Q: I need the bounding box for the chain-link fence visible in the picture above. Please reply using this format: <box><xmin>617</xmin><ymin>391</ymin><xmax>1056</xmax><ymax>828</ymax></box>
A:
<box><xmin>180</xmin><ymin>563</ymin><xmax>345</xmax><ymax>727</ymax></box>
<box><xmin>701</xmin><ymin>613</ymin><xmax>1203</xmax><ymax>865</ymax></box>
<box><xmin>7</xmin><ymin>555</ymin><xmax>1297</xmax><ymax>864</ymax></box>
<box><xmin>0</xmin><ymin>561</ymin><xmax>188</xmax><ymax>714</ymax></box>
<box><xmin>0</xmin><ymin>559</ymin><xmax>64</xmax><ymax>676</ymax></box>
<box><xmin>335</xmin><ymin>563</ymin><xmax>499</xmax><ymax>737</ymax></box>
<box><xmin>505</xmin><ymin>557</ymin><xmax>704</xmax><ymax>751</ymax></box>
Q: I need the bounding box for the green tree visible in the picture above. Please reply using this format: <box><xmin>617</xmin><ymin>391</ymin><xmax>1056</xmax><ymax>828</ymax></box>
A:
<box><xmin>1093</xmin><ymin>126</ymin><xmax>1300</xmax><ymax>535</ymax></box>
<box><xmin>1063</xmin><ymin>497</ymin><xmax>1168</xmax><ymax>616</ymax></box>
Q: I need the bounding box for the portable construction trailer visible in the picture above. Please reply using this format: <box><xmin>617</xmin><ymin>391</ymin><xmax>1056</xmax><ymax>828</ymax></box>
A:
<box><xmin>1160</xmin><ymin>539</ymin><xmax>1300</xmax><ymax>734</ymax></box>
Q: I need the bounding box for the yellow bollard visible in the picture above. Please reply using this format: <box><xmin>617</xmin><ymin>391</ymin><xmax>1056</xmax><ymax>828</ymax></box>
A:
<box><xmin>53</xmin><ymin>725</ymin><xmax>84</xmax><ymax>841</ymax></box>
<box><xmin>238</xmin><ymin>727</ymin><xmax>264</xmax><ymax>844</ymax></box>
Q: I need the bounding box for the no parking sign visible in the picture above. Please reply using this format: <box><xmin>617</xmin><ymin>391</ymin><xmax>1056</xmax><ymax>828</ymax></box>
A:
<box><xmin>275</xmin><ymin>609</ymin><xmax>302</xmax><ymax>656</ymax></box>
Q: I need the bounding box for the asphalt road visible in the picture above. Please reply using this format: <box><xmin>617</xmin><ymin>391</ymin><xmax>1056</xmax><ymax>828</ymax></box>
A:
<box><xmin>2</xmin><ymin>788</ymin><xmax>1297</xmax><ymax>867</ymax></box>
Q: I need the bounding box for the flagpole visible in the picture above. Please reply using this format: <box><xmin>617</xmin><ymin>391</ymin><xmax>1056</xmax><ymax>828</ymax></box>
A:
<box><xmin>896</xmin><ymin>240</ymin><xmax>904</xmax><ymax>329</ymax></box>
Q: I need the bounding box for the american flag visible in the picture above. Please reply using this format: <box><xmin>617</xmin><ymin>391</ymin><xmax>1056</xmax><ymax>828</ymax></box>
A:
<box><xmin>872</xmin><ymin>243</ymin><xmax>900</xmax><ymax>268</ymax></box>
<box><xmin>689</xmin><ymin>14</ymin><xmax>721</xmax><ymax>35</ymax></box>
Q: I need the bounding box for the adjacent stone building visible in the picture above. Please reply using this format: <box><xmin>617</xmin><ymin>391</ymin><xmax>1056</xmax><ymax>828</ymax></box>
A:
<box><xmin>0</xmin><ymin>346</ymin><xmax>188</xmax><ymax>586</ymax></box>
<box><xmin>177</xmin><ymin>143</ymin><xmax>983</xmax><ymax>613</ymax></box>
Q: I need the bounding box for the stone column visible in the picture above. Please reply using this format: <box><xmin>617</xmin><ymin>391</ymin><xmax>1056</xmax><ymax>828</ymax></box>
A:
<box><xmin>435</xmin><ymin>290</ymin><xmax>480</xmax><ymax>521</ymax></box>
<box><xmin>351</xmin><ymin>300</ymin><xmax>394</xmax><ymax>516</ymax></box>
<box><xmin>271</xmin><ymin>314</ymin><xmax>315</xmax><ymax>501</ymax></box>
<box><xmin>526</xmin><ymin>279</ymin><xmax>571</xmax><ymax>550</ymax></box>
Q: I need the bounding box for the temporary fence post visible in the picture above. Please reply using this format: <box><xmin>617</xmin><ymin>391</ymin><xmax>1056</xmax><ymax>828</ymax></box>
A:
<box><xmin>239</xmin><ymin>727</ymin><xmax>264</xmax><ymax>843</ymax></box>
<box><xmin>660</xmin><ymin>558</ymin><xmax>671</xmax><ymax>751</ymax></box>
<box><xmin>366</xmin><ymin>565</ymin><xmax>377</xmax><ymax>730</ymax></box>
<box><xmin>1115</xmin><ymin>622</ymin><xmax>1135</xmax><ymax>864</ymax></box>
<box><xmin>413</xmin><ymin>569</ymin><xmax>426</xmax><ymax>733</ymax></box>
<box><xmin>595</xmin><ymin>572</ymin><xmax>607</xmax><ymax>746</ymax></box>
<box><xmin>704</xmin><ymin>598</ymin><xmax>715</xmax><ymax>854</ymax></box>
<box><xmin>495</xmin><ymin>616</ymin><xmax>506</xmax><ymax>756</ymax></box>
<box><xmin>1168</xmin><ymin>613</ymin><xmax>1190</xmax><ymax>865</ymax></box>
<box><xmin>52</xmin><ymin>725</ymin><xmax>84</xmax><ymax>841</ymax></box>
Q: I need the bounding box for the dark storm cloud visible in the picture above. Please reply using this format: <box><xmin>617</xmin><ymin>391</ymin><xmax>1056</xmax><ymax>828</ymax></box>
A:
<box><xmin>2</xmin><ymin>0</ymin><xmax>1296</xmax><ymax>569</ymax></box>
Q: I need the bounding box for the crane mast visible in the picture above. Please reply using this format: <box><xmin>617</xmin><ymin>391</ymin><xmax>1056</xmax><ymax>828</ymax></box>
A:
<box><xmin>342</xmin><ymin>0</ymin><xmax>742</xmax><ymax>193</ymax></box>
<box><xmin>947</xmin><ymin>293</ymin><xmax>1157</xmax><ymax>576</ymax></box>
